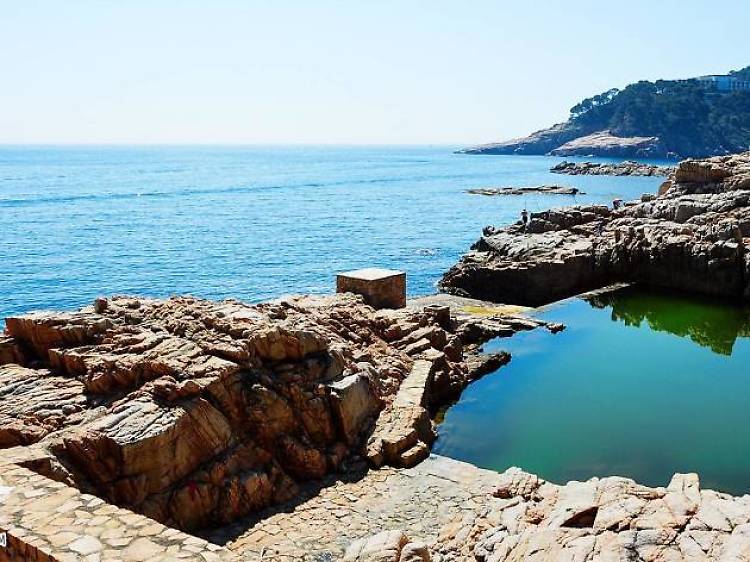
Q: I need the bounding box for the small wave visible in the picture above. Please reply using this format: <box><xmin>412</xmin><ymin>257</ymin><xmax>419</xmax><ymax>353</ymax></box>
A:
<box><xmin>0</xmin><ymin>172</ymin><xmax>464</xmax><ymax>207</ymax></box>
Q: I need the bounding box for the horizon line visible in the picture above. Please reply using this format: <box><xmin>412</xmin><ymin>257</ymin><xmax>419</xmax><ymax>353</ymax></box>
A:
<box><xmin>0</xmin><ymin>141</ymin><xmax>471</xmax><ymax>148</ymax></box>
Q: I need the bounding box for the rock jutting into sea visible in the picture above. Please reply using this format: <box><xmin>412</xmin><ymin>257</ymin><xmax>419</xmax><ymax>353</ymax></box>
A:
<box><xmin>466</xmin><ymin>185</ymin><xmax>583</xmax><ymax>196</ymax></box>
<box><xmin>456</xmin><ymin>66</ymin><xmax>750</xmax><ymax>158</ymax></box>
<box><xmin>551</xmin><ymin>160</ymin><xmax>674</xmax><ymax>177</ymax></box>
<box><xmin>440</xmin><ymin>151</ymin><xmax>750</xmax><ymax>306</ymax></box>
<box><xmin>457</xmin><ymin>126</ymin><xmax>668</xmax><ymax>159</ymax></box>
<box><xmin>0</xmin><ymin>292</ymin><xmax>556</xmax><ymax>533</ymax></box>
<box><xmin>548</xmin><ymin>130</ymin><xmax>664</xmax><ymax>157</ymax></box>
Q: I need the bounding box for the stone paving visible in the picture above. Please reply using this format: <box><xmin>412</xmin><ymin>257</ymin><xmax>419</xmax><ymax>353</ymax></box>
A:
<box><xmin>0</xmin><ymin>460</ymin><xmax>240</xmax><ymax>562</ymax></box>
<box><xmin>219</xmin><ymin>455</ymin><xmax>503</xmax><ymax>561</ymax></box>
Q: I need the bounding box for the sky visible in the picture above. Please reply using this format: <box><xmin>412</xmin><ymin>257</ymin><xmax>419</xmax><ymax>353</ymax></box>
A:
<box><xmin>2</xmin><ymin>0</ymin><xmax>750</xmax><ymax>145</ymax></box>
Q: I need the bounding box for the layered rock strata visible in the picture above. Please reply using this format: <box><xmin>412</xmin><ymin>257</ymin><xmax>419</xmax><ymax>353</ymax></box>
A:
<box><xmin>0</xmin><ymin>294</ymin><xmax>553</xmax><ymax>532</ymax></box>
<box><xmin>551</xmin><ymin>160</ymin><xmax>674</xmax><ymax>177</ymax></box>
<box><xmin>441</xmin><ymin>152</ymin><xmax>750</xmax><ymax>306</ymax></box>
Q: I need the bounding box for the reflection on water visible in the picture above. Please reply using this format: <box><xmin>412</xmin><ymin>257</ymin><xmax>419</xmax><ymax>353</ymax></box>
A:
<box><xmin>435</xmin><ymin>287</ymin><xmax>750</xmax><ymax>494</ymax></box>
<box><xmin>588</xmin><ymin>287</ymin><xmax>750</xmax><ymax>355</ymax></box>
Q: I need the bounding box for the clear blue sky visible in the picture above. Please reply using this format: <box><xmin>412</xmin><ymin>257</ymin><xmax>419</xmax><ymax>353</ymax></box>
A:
<box><xmin>2</xmin><ymin>0</ymin><xmax>749</xmax><ymax>145</ymax></box>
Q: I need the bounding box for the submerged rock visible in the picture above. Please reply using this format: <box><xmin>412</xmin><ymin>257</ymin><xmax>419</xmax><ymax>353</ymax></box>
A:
<box><xmin>441</xmin><ymin>152</ymin><xmax>750</xmax><ymax>305</ymax></box>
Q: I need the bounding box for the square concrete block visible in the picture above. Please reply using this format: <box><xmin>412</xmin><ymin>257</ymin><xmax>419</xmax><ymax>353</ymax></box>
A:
<box><xmin>336</xmin><ymin>268</ymin><xmax>406</xmax><ymax>309</ymax></box>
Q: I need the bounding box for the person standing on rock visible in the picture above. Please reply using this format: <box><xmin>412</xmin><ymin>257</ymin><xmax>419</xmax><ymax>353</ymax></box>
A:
<box><xmin>521</xmin><ymin>209</ymin><xmax>529</xmax><ymax>231</ymax></box>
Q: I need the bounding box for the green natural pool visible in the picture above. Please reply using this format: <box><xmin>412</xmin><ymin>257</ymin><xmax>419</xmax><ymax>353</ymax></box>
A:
<box><xmin>434</xmin><ymin>286</ymin><xmax>750</xmax><ymax>494</ymax></box>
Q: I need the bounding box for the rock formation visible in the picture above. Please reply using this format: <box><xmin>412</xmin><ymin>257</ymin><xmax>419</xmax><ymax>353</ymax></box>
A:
<box><xmin>466</xmin><ymin>186</ymin><xmax>582</xmax><ymax>196</ymax></box>
<box><xmin>441</xmin><ymin>152</ymin><xmax>750</xmax><ymax>306</ymax></box>
<box><xmin>344</xmin><ymin>530</ymin><xmax>430</xmax><ymax>562</ymax></box>
<box><xmin>551</xmin><ymin>160</ymin><xmax>674</xmax><ymax>177</ymax></box>
<box><xmin>0</xmin><ymin>294</ymin><xmax>554</xmax><ymax>533</ymax></box>
<box><xmin>437</xmin><ymin>467</ymin><xmax>750</xmax><ymax>561</ymax></box>
<box><xmin>222</xmin><ymin>453</ymin><xmax>750</xmax><ymax>562</ymax></box>
<box><xmin>456</xmin><ymin>123</ymin><xmax>583</xmax><ymax>156</ymax></box>
<box><xmin>549</xmin><ymin>130</ymin><xmax>664</xmax><ymax>157</ymax></box>
<box><xmin>458</xmin><ymin>127</ymin><xmax>668</xmax><ymax>159</ymax></box>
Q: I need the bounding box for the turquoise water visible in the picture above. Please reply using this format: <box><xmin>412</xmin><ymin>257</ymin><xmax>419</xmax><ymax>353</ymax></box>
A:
<box><xmin>0</xmin><ymin>146</ymin><xmax>663</xmax><ymax>321</ymax></box>
<box><xmin>434</xmin><ymin>287</ymin><xmax>750</xmax><ymax>494</ymax></box>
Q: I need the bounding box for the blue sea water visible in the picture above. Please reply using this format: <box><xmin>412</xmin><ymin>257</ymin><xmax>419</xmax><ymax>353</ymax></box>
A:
<box><xmin>0</xmin><ymin>146</ymin><xmax>665</xmax><ymax>321</ymax></box>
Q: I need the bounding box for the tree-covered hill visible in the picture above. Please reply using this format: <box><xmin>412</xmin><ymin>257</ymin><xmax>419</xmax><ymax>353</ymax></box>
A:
<box><xmin>461</xmin><ymin>66</ymin><xmax>750</xmax><ymax>158</ymax></box>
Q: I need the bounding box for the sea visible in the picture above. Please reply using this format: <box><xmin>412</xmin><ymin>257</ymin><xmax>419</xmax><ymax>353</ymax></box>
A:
<box><xmin>0</xmin><ymin>145</ymin><xmax>667</xmax><ymax>322</ymax></box>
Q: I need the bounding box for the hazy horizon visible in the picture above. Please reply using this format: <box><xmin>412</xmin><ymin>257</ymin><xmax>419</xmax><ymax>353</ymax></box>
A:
<box><xmin>3</xmin><ymin>0</ymin><xmax>749</xmax><ymax>145</ymax></box>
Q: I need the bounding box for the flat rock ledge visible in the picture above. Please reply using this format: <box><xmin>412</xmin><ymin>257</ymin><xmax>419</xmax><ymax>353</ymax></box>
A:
<box><xmin>467</xmin><ymin>186</ymin><xmax>583</xmax><ymax>196</ymax></box>
<box><xmin>551</xmin><ymin>160</ymin><xmax>674</xmax><ymax>177</ymax></box>
<box><xmin>442</xmin><ymin>151</ymin><xmax>750</xmax><ymax>305</ymax></box>
<box><xmin>217</xmin><ymin>455</ymin><xmax>750</xmax><ymax>561</ymax></box>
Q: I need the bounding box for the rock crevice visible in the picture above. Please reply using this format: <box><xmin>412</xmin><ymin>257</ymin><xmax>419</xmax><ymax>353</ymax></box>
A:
<box><xmin>0</xmin><ymin>293</ymin><xmax>552</xmax><ymax>532</ymax></box>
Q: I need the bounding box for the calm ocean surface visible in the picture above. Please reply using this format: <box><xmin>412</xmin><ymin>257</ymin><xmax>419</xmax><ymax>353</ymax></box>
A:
<box><xmin>0</xmin><ymin>146</ymin><xmax>665</xmax><ymax>321</ymax></box>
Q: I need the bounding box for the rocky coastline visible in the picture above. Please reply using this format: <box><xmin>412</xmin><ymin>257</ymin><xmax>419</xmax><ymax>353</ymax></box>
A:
<box><xmin>551</xmin><ymin>160</ymin><xmax>674</xmax><ymax>177</ymax></box>
<box><xmin>441</xmin><ymin>152</ymin><xmax>750</xmax><ymax>306</ymax></box>
<box><xmin>224</xmin><ymin>455</ymin><xmax>750</xmax><ymax>561</ymax></box>
<box><xmin>4</xmin><ymin>153</ymin><xmax>750</xmax><ymax>561</ymax></box>
<box><xmin>457</xmin><ymin>66</ymin><xmax>750</xmax><ymax>159</ymax></box>
<box><xmin>0</xmin><ymin>292</ymin><xmax>556</xmax><ymax>536</ymax></box>
<box><xmin>457</xmin><ymin>126</ymin><xmax>670</xmax><ymax>159</ymax></box>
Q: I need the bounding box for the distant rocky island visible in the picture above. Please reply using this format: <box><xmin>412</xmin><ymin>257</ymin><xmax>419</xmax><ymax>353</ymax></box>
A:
<box><xmin>459</xmin><ymin>66</ymin><xmax>750</xmax><ymax>159</ymax></box>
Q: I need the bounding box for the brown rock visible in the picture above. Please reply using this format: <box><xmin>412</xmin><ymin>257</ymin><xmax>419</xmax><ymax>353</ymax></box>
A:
<box><xmin>329</xmin><ymin>374</ymin><xmax>379</xmax><ymax>445</ymax></box>
<box><xmin>2</xmin><ymin>292</ymin><xmax>500</xmax><ymax>532</ymax></box>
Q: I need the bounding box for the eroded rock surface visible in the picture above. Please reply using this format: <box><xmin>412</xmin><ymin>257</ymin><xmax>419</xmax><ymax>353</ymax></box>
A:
<box><xmin>0</xmin><ymin>293</ymin><xmax>550</xmax><ymax>533</ymax></box>
<box><xmin>442</xmin><ymin>467</ymin><xmax>750</xmax><ymax>562</ymax></box>
<box><xmin>442</xmin><ymin>152</ymin><xmax>750</xmax><ymax>305</ymax></box>
<box><xmin>221</xmin><ymin>455</ymin><xmax>750</xmax><ymax>562</ymax></box>
<box><xmin>344</xmin><ymin>530</ymin><xmax>430</xmax><ymax>562</ymax></box>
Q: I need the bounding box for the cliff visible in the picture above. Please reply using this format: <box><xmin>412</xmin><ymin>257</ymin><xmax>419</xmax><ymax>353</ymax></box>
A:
<box><xmin>459</xmin><ymin>66</ymin><xmax>750</xmax><ymax>158</ymax></box>
<box><xmin>441</xmin><ymin>151</ymin><xmax>750</xmax><ymax>305</ymax></box>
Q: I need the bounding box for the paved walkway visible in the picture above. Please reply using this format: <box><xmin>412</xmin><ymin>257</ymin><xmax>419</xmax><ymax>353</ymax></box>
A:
<box><xmin>220</xmin><ymin>455</ymin><xmax>503</xmax><ymax>561</ymax></box>
<box><xmin>0</xmin><ymin>461</ymin><xmax>240</xmax><ymax>562</ymax></box>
